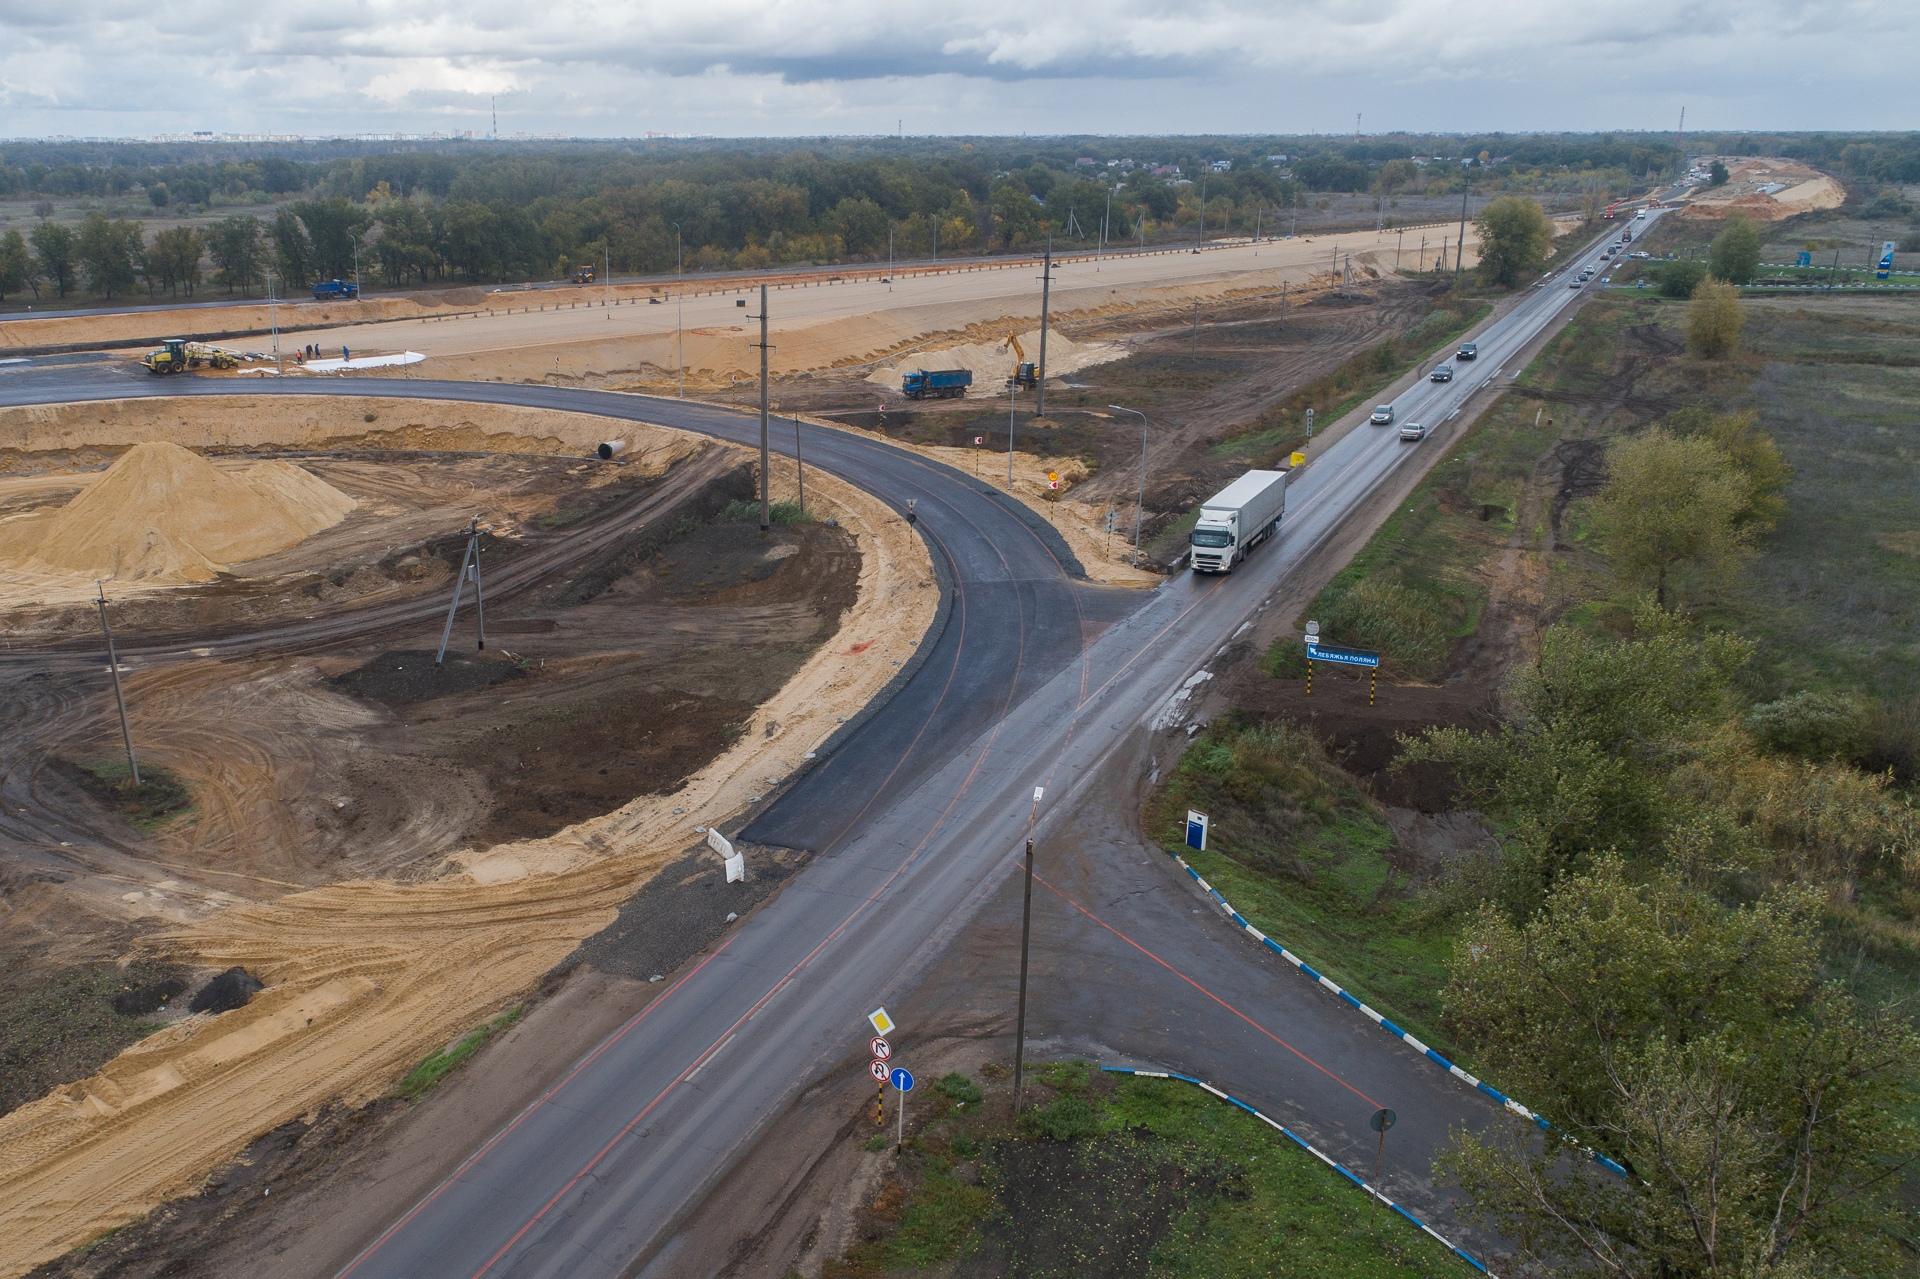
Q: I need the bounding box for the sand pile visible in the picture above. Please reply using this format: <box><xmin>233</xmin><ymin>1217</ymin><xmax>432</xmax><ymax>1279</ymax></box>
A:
<box><xmin>865</xmin><ymin>328</ymin><xmax>1122</xmax><ymax>394</ymax></box>
<box><xmin>0</xmin><ymin>441</ymin><xmax>356</xmax><ymax>583</ymax></box>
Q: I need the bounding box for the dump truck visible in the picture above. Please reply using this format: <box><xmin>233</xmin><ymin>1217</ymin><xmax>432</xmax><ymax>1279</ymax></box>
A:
<box><xmin>311</xmin><ymin>278</ymin><xmax>359</xmax><ymax>301</ymax></box>
<box><xmin>140</xmin><ymin>338</ymin><xmax>240</xmax><ymax>375</ymax></box>
<box><xmin>1189</xmin><ymin>469</ymin><xmax>1289</xmax><ymax>573</ymax></box>
<box><xmin>901</xmin><ymin>369</ymin><xmax>972</xmax><ymax>400</ymax></box>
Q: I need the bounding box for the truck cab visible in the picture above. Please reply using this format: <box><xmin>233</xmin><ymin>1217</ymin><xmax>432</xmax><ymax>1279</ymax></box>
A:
<box><xmin>1189</xmin><ymin>469</ymin><xmax>1289</xmax><ymax>574</ymax></box>
<box><xmin>311</xmin><ymin>278</ymin><xmax>359</xmax><ymax>301</ymax></box>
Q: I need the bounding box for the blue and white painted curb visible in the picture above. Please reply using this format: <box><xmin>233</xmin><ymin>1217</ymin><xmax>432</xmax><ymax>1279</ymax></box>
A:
<box><xmin>1102</xmin><ymin>1065</ymin><xmax>1496</xmax><ymax>1275</ymax></box>
<box><xmin>1163</xmin><ymin>846</ymin><xmax>1631</xmax><ymax>1182</ymax></box>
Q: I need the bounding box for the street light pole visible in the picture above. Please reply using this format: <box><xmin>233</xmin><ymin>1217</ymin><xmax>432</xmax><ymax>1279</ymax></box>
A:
<box><xmin>1011</xmin><ymin>784</ymin><xmax>1043</xmax><ymax>1114</ymax></box>
<box><xmin>757</xmin><ymin>284</ymin><xmax>771</xmax><ymax>532</ymax></box>
<box><xmin>1035</xmin><ymin>245</ymin><xmax>1053</xmax><ymax>418</ymax></box>
<box><xmin>673</xmin><ymin>223</ymin><xmax>684</xmax><ymax>398</ymax></box>
<box><xmin>1454</xmin><ymin>171</ymin><xmax>1471</xmax><ymax>285</ymax></box>
<box><xmin>1109</xmin><ymin>405</ymin><xmax>1148</xmax><ymax>547</ymax></box>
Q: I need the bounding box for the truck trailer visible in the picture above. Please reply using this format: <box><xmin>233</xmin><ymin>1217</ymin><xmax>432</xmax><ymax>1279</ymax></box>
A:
<box><xmin>901</xmin><ymin>369</ymin><xmax>972</xmax><ymax>400</ymax></box>
<box><xmin>1189</xmin><ymin>469</ymin><xmax>1289</xmax><ymax>573</ymax></box>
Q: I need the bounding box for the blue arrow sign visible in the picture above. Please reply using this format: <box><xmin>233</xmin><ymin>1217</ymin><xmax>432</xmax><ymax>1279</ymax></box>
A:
<box><xmin>890</xmin><ymin>1067</ymin><xmax>915</xmax><ymax>1093</ymax></box>
<box><xmin>1306</xmin><ymin>642</ymin><xmax>1381</xmax><ymax>669</ymax></box>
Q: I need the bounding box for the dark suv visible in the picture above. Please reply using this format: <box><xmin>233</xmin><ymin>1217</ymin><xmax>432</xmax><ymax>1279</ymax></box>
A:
<box><xmin>1457</xmin><ymin>341</ymin><xmax>1478</xmax><ymax>361</ymax></box>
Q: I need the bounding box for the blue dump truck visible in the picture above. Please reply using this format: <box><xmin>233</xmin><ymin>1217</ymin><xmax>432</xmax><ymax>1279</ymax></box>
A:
<box><xmin>901</xmin><ymin>368</ymin><xmax>972</xmax><ymax>400</ymax></box>
<box><xmin>311</xmin><ymin>278</ymin><xmax>360</xmax><ymax>301</ymax></box>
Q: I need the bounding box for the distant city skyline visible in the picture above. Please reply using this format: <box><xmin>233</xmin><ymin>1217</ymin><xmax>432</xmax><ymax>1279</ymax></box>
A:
<box><xmin>2</xmin><ymin>1</ymin><xmax>1910</xmax><ymax>140</ymax></box>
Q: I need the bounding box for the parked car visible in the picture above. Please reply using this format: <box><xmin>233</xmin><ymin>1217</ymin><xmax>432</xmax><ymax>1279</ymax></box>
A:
<box><xmin>1370</xmin><ymin>404</ymin><xmax>1395</xmax><ymax>425</ymax></box>
<box><xmin>1456</xmin><ymin>342</ymin><xmax>1478</xmax><ymax>360</ymax></box>
<box><xmin>1430</xmin><ymin>364</ymin><xmax>1454</xmax><ymax>382</ymax></box>
<box><xmin>1399</xmin><ymin>421</ymin><xmax>1428</xmax><ymax>442</ymax></box>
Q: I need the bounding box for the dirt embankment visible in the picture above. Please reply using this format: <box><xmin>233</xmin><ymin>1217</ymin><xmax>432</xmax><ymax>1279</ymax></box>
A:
<box><xmin>0</xmin><ymin>409</ymin><xmax>935</xmax><ymax>1275</ymax></box>
<box><xmin>1681</xmin><ymin>157</ymin><xmax>1846</xmax><ymax>222</ymax></box>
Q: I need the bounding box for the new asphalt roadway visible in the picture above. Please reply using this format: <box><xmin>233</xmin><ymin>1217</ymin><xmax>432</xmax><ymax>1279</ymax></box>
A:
<box><xmin>0</xmin><ymin>208</ymin><xmax>1662</xmax><ymax>1277</ymax></box>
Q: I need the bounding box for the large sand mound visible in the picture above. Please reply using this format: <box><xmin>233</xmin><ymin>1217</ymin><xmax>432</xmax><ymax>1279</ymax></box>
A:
<box><xmin>0</xmin><ymin>441</ymin><xmax>356</xmax><ymax>583</ymax></box>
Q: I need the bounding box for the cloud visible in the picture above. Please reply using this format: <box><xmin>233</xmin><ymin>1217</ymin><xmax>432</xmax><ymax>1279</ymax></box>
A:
<box><xmin>0</xmin><ymin>0</ymin><xmax>1908</xmax><ymax>136</ymax></box>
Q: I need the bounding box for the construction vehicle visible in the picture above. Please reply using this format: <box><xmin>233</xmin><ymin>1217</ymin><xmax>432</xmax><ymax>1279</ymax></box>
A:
<box><xmin>901</xmin><ymin>369</ymin><xmax>972</xmax><ymax>400</ymax></box>
<box><xmin>140</xmin><ymin>338</ymin><xmax>241</xmax><ymax>376</ymax></box>
<box><xmin>572</xmin><ymin>264</ymin><xmax>596</xmax><ymax>285</ymax></box>
<box><xmin>311</xmin><ymin>278</ymin><xmax>359</xmax><ymax>301</ymax></box>
<box><xmin>1602</xmin><ymin>201</ymin><xmax>1618</xmax><ymax>220</ymax></box>
<box><xmin>1001</xmin><ymin>333</ymin><xmax>1038</xmax><ymax>389</ymax></box>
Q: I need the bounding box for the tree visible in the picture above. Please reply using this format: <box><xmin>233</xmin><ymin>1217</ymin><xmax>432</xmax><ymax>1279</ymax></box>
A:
<box><xmin>1589</xmin><ymin>428</ymin><xmax>1753</xmax><ymax>606</ymax></box>
<box><xmin>1708</xmin><ymin>159</ymin><xmax>1730</xmax><ymax>186</ymax></box>
<box><xmin>1399</xmin><ymin>606</ymin><xmax>1749</xmax><ymax>910</ymax></box>
<box><xmin>76</xmin><ymin>212</ymin><xmax>140</xmax><ymax>299</ymax></box>
<box><xmin>0</xmin><ymin>228</ymin><xmax>34</xmax><ymax>302</ymax></box>
<box><xmin>1442</xmin><ymin>859</ymin><xmax>1920</xmax><ymax>1279</ymax></box>
<box><xmin>30</xmin><ymin>221</ymin><xmax>77</xmax><ymax>298</ymax></box>
<box><xmin>205</xmin><ymin>215</ymin><xmax>263</xmax><ymax>293</ymax></box>
<box><xmin>1663</xmin><ymin>408</ymin><xmax>1791</xmax><ymax>530</ymax></box>
<box><xmin>147</xmin><ymin>226</ymin><xmax>204</xmax><ymax>297</ymax></box>
<box><xmin>1473</xmin><ymin>196</ymin><xmax>1555</xmax><ymax>287</ymax></box>
<box><xmin>1654</xmin><ymin>258</ymin><xmax>1708</xmax><ymax>299</ymax></box>
<box><xmin>271</xmin><ymin>209</ymin><xmax>312</xmax><ymax>287</ymax></box>
<box><xmin>1687</xmin><ymin>277</ymin><xmax>1744</xmax><ymax>359</ymax></box>
<box><xmin>1708</xmin><ymin>214</ymin><xmax>1762</xmax><ymax>284</ymax></box>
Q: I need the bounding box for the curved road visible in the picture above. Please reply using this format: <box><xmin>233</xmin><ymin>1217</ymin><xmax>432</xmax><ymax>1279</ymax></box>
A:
<box><xmin>0</xmin><ymin>208</ymin><xmax>1659</xmax><ymax>1277</ymax></box>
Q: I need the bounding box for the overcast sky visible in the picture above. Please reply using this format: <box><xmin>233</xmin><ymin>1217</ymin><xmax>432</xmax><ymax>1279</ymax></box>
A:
<box><xmin>1</xmin><ymin>1</ymin><xmax>1910</xmax><ymax>139</ymax></box>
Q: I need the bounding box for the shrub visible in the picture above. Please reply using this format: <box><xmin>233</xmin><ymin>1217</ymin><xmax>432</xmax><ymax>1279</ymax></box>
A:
<box><xmin>1320</xmin><ymin>576</ymin><xmax>1455</xmax><ymax>677</ymax></box>
<box><xmin>935</xmin><ymin>1072</ymin><xmax>982</xmax><ymax>1106</ymax></box>
<box><xmin>1745</xmin><ymin>690</ymin><xmax>1871</xmax><ymax>761</ymax></box>
<box><xmin>1021</xmin><ymin>1094</ymin><xmax>1100</xmax><ymax>1142</ymax></box>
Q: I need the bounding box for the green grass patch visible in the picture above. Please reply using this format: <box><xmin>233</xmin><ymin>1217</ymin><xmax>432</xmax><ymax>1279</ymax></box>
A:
<box><xmin>57</xmin><ymin>758</ymin><xmax>193</xmax><ymax>832</ymax></box>
<box><xmin>1151</xmin><ymin>719</ymin><xmax>1458</xmax><ymax>1053</ymax></box>
<box><xmin>719</xmin><ymin>497</ymin><xmax>810</xmax><ymax>524</ymax></box>
<box><xmin>394</xmin><ymin>1006</ymin><xmax>522</xmax><ymax>1102</ymax></box>
<box><xmin>829</xmin><ymin>1065</ymin><xmax>1456</xmax><ymax>1279</ymax></box>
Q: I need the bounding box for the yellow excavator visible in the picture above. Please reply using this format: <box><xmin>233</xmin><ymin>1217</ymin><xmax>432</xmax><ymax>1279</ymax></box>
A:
<box><xmin>1002</xmin><ymin>333</ymin><xmax>1038</xmax><ymax>389</ymax></box>
<box><xmin>140</xmin><ymin>338</ymin><xmax>241</xmax><ymax>375</ymax></box>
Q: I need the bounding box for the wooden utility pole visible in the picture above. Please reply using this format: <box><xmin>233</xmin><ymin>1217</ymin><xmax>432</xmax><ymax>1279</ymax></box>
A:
<box><xmin>94</xmin><ymin>583</ymin><xmax>139</xmax><ymax>786</ymax></box>
<box><xmin>758</xmin><ymin>284</ymin><xmax>771</xmax><ymax>532</ymax></box>
<box><xmin>1035</xmin><ymin>248</ymin><xmax>1053</xmax><ymax>418</ymax></box>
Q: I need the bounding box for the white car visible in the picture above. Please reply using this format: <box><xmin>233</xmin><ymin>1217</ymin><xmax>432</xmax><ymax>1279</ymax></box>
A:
<box><xmin>1398</xmin><ymin>421</ymin><xmax>1428</xmax><ymax>442</ymax></box>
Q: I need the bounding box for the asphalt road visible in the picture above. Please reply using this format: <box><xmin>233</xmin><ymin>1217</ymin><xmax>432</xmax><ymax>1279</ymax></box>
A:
<box><xmin>0</xmin><ymin>209</ymin><xmax>1662</xmax><ymax>1277</ymax></box>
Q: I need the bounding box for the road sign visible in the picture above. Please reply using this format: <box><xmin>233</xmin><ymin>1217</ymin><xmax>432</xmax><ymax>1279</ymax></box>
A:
<box><xmin>973</xmin><ymin>435</ymin><xmax>985</xmax><ymax>445</ymax></box>
<box><xmin>1878</xmin><ymin>241</ymin><xmax>1897</xmax><ymax>279</ymax></box>
<box><xmin>890</xmin><ymin>1067</ymin><xmax>915</xmax><ymax>1093</ymax></box>
<box><xmin>870</xmin><ymin>1036</ymin><xmax>892</xmax><ymax>1061</ymax></box>
<box><xmin>867</xmin><ymin>1007</ymin><xmax>895</xmax><ymax>1037</ymax></box>
<box><xmin>1289</xmin><ymin>451</ymin><xmax>1306</xmax><ymax>467</ymax></box>
<box><xmin>1371</xmin><ymin>1107</ymin><xmax>1397</xmax><ymax>1132</ymax></box>
<box><xmin>1306</xmin><ymin>642</ymin><xmax>1381</xmax><ymax>669</ymax></box>
<box><xmin>869</xmin><ymin>1059</ymin><xmax>890</xmax><ymax>1082</ymax></box>
<box><xmin>1185</xmin><ymin>810</ymin><xmax>1209</xmax><ymax>851</ymax></box>
<box><xmin>1796</xmin><ymin>250</ymin><xmax>1813</xmax><ymax>267</ymax></box>
<box><xmin>1046</xmin><ymin>470</ymin><xmax>1058</xmax><ymax>483</ymax></box>
<box><xmin>1304</xmin><ymin>620</ymin><xmax>1320</xmax><ymax>639</ymax></box>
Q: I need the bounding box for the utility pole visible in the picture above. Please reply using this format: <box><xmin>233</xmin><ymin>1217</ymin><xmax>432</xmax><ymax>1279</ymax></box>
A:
<box><xmin>1011</xmin><ymin>785</ymin><xmax>1043</xmax><ymax>1113</ymax></box>
<box><xmin>1007</xmin><ymin>378</ymin><xmax>1017</xmax><ymax>487</ymax></box>
<box><xmin>1291</xmin><ymin>193</ymin><xmax>1299</xmax><ymax>238</ymax></box>
<box><xmin>1035</xmin><ymin>246</ymin><xmax>1053</xmax><ymax>417</ymax></box>
<box><xmin>1454</xmin><ymin>172</ymin><xmax>1471</xmax><ymax>285</ymax></box>
<box><xmin>267</xmin><ymin>270</ymin><xmax>281</xmax><ymax>372</ymax></box>
<box><xmin>793</xmin><ymin>410</ymin><xmax>805</xmax><ymax>516</ymax></box>
<box><xmin>673</xmin><ymin>223</ymin><xmax>684</xmax><ymax>398</ymax></box>
<box><xmin>603</xmin><ymin>241</ymin><xmax>610</xmax><ymax>314</ymax></box>
<box><xmin>1195</xmin><ymin>172</ymin><xmax>1207</xmax><ymax>248</ymax></box>
<box><xmin>1109</xmin><ymin>405</ymin><xmax>1148</xmax><ymax>547</ymax></box>
<box><xmin>1100</xmin><ymin>185</ymin><xmax>1112</xmax><ymax>257</ymax></box>
<box><xmin>757</xmin><ymin>284</ymin><xmax>771</xmax><ymax>532</ymax></box>
<box><xmin>435</xmin><ymin>518</ymin><xmax>486</xmax><ymax>665</ymax></box>
<box><xmin>931</xmin><ymin>220</ymin><xmax>938</xmax><ymax>265</ymax></box>
<box><xmin>887</xmin><ymin>226</ymin><xmax>894</xmax><ymax>289</ymax></box>
<box><xmin>94</xmin><ymin>583</ymin><xmax>139</xmax><ymax>787</ymax></box>
<box><xmin>1396</xmin><ymin>228</ymin><xmax>1404</xmax><ymax>270</ymax></box>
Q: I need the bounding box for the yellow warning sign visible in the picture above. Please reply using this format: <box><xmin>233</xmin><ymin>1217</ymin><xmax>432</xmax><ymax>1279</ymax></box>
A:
<box><xmin>1290</xmin><ymin>451</ymin><xmax>1307</xmax><ymax>467</ymax></box>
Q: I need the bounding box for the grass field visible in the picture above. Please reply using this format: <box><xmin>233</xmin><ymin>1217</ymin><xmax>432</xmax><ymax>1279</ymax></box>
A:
<box><xmin>828</xmin><ymin>1061</ymin><xmax>1457</xmax><ymax>1278</ymax></box>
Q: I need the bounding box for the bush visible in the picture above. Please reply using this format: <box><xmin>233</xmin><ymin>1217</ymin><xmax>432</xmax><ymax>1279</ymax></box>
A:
<box><xmin>1655</xmin><ymin>259</ymin><xmax>1709</xmax><ymax>299</ymax></box>
<box><xmin>1319</xmin><ymin>576</ymin><xmax>1455</xmax><ymax>677</ymax></box>
<box><xmin>718</xmin><ymin>498</ymin><xmax>809</xmax><ymax>524</ymax></box>
<box><xmin>1745</xmin><ymin>690</ymin><xmax>1871</xmax><ymax>761</ymax></box>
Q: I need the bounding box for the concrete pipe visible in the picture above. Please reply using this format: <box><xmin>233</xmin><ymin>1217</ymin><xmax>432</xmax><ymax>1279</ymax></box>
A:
<box><xmin>596</xmin><ymin>440</ymin><xmax>626</xmax><ymax>460</ymax></box>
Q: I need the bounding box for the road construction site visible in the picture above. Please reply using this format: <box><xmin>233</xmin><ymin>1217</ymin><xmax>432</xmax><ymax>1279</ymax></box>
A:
<box><xmin>0</xmin><ymin>215</ymin><xmax>1507</xmax><ymax>1276</ymax></box>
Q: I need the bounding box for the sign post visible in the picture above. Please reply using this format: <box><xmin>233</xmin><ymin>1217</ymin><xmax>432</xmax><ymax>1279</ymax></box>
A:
<box><xmin>1185</xmin><ymin>810</ymin><xmax>1209</xmax><ymax>851</ymax></box>
<box><xmin>891</xmin><ymin>1067</ymin><xmax>915</xmax><ymax>1149</ymax></box>
<box><xmin>1371</xmin><ymin>1107</ymin><xmax>1397</xmax><ymax>1185</ymax></box>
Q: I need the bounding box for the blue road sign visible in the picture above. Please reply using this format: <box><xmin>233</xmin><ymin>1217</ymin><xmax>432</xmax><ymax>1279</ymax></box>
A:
<box><xmin>1306</xmin><ymin>642</ymin><xmax>1381</xmax><ymax>669</ymax></box>
<box><xmin>1795</xmin><ymin>250</ymin><xmax>1812</xmax><ymax>267</ymax></box>
<box><xmin>1185</xmin><ymin>810</ymin><xmax>1209</xmax><ymax>851</ymax></box>
<box><xmin>890</xmin><ymin>1067</ymin><xmax>915</xmax><ymax>1093</ymax></box>
<box><xmin>1878</xmin><ymin>241</ymin><xmax>1897</xmax><ymax>280</ymax></box>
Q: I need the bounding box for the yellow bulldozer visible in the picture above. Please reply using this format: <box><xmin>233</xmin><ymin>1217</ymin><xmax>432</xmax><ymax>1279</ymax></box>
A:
<box><xmin>140</xmin><ymin>338</ymin><xmax>241</xmax><ymax>375</ymax></box>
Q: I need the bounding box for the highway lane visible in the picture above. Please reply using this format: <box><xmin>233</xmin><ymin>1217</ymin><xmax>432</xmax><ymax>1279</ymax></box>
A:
<box><xmin>0</xmin><ymin>212</ymin><xmax>1656</xmax><ymax>1276</ymax></box>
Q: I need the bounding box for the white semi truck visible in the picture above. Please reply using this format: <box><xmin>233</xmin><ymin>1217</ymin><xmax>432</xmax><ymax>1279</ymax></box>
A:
<box><xmin>1189</xmin><ymin>469</ymin><xmax>1289</xmax><ymax>573</ymax></box>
